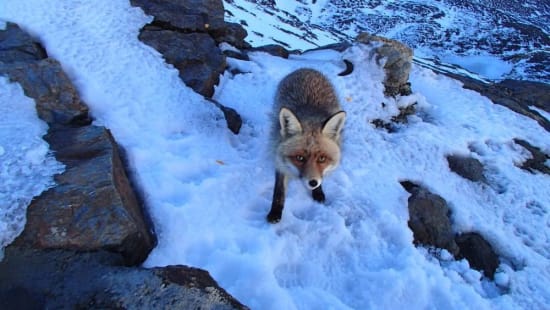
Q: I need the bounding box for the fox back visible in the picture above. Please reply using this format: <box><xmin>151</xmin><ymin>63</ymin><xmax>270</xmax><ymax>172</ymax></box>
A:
<box><xmin>267</xmin><ymin>68</ymin><xmax>346</xmax><ymax>223</ymax></box>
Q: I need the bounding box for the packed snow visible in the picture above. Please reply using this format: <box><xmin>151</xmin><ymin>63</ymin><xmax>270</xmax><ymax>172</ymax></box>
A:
<box><xmin>1</xmin><ymin>1</ymin><xmax>549</xmax><ymax>309</ymax></box>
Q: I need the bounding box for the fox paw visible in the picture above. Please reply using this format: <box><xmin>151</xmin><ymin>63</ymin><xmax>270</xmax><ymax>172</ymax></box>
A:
<box><xmin>267</xmin><ymin>211</ymin><xmax>282</xmax><ymax>223</ymax></box>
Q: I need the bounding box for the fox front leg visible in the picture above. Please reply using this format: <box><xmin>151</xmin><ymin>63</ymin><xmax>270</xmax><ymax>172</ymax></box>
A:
<box><xmin>312</xmin><ymin>185</ymin><xmax>325</xmax><ymax>203</ymax></box>
<box><xmin>267</xmin><ymin>171</ymin><xmax>287</xmax><ymax>223</ymax></box>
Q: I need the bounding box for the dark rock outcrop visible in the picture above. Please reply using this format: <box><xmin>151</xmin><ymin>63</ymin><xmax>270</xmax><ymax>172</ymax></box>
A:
<box><xmin>0</xmin><ymin>246</ymin><xmax>247</xmax><ymax>309</ymax></box>
<box><xmin>456</xmin><ymin>233</ymin><xmax>500</xmax><ymax>279</ymax></box>
<box><xmin>1</xmin><ymin>22</ymin><xmax>247</xmax><ymax>308</ymax></box>
<box><xmin>440</xmin><ymin>73</ymin><xmax>550</xmax><ymax>132</ymax></box>
<box><xmin>402</xmin><ymin>182</ymin><xmax>459</xmax><ymax>256</ymax></box>
<box><xmin>402</xmin><ymin>181</ymin><xmax>501</xmax><ymax>278</ymax></box>
<box><xmin>139</xmin><ymin>28</ymin><xmax>226</xmax><ymax>97</ymax></box>
<box><xmin>1</xmin><ymin>23</ymin><xmax>155</xmax><ymax>266</ymax></box>
<box><xmin>130</xmin><ymin>0</ymin><xmax>226</xmax><ymax>33</ymax></box>
<box><xmin>131</xmin><ymin>0</ymin><xmax>244</xmax><ymax>132</ymax></box>
<box><xmin>14</xmin><ymin>125</ymin><xmax>155</xmax><ymax>266</ymax></box>
<box><xmin>447</xmin><ymin>155</ymin><xmax>486</xmax><ymax>182</ymax></box>
<box><xmin>514</xmin><ymin>139</ymin><xmax>550</xmax><ymax>175</ymax></box>
<box><xmin>356</xmin><ymin>32</ymin><xmax>413</xmax><ymax>97</ymax></box>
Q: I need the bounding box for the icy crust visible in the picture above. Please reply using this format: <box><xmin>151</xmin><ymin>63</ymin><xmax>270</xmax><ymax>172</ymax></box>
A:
<box><xmin>0</xmin><ymin>77</ymin><xmax>64</xmax><ymax>259</ymax></box>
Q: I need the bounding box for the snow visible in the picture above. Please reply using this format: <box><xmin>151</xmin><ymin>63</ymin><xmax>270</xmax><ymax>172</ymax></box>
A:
<box><xmin>438</xmin><ymin>54</ymin><xmax>514</xmax><ymax>80</ymax></box>
<box><xmin>0</xmin><ymin>77</ymin><xmax>64</xmax><ymax>259</ymax></box>
<box><xmin>1</xmin><ymin>1</ymin><xmax>550</xmax><ymax>309</ymax></box>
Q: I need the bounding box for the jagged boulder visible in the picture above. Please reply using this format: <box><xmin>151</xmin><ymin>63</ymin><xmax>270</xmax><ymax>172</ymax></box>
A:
<box><xmin>456</xmin><ymin>233</ymin><xmax>499</xmax><ymax>279</ymax></box>
<box><xmin>138</xmin><ymin>28</ymin><xmax>225</xmax><ymax>97</ymax></box>
<box><xmin>0</xmin><ymin>22</ymin><xmax>47</xmax><ymax>63</ymax></box>
<box><xmin>1</xmin><ymin>21</ymin><xmax>247</xmax><ymax>308</ymax></box>
<box><xmin>0</xmin><ymin>247</ymin><xmax>247</xmax><ymax>309</ymax></box>
<box><xmin>446</xmin><ymin>155</ymin><xmax>486</xmax><ymax>182</ymax></box>
<box><xmin>130</xmin><ymin>0</ymin><xmax>225</xmax><ymax>32</ymax></box>
<box><xmin>442</xmin><ymin>73</ymin><xmax>550</xmax><ymax>132</ymax></box>
<box><xmin>514</xmin><ymin>139</ymin><xmax>550</xmax><ymax>175</ymax></box>
<box><xmin>131</xmin><ymin>0</ymin><xmax>244</xmax><ymax>132</ymax></box>
<box><xmin>1</xmin><ymin>59</ymin><xmax>90</xmax><ymax>126</ymax></box>
<box><xmin>356</xmin><ymin>32</ymin><xmax>413</xmax><ymax>97</ymax></box>
<box><xmin>1</xmin><ymin>23</ymin><xmax>156</xmax><ymax>265</ymax></box>
<box><xmin>13</xmin><ymin>125</ymin><xmax>156</xmax><ymax>266</ymax></box>
<box><xmin>402</xmin><ymin>182</ymin><xmax>459</xmax><ymax>256</ymax></box>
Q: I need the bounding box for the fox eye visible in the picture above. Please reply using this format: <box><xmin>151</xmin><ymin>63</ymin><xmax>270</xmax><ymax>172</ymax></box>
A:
<box><xmin>317</xmin><ymin>155</ymin><xmax>327</xmax><ymax>163</ymax></box>
<box><xmin>295</xmin><ymin>155</ymin><xmax>306</xmax><ymax>162</ymax></box>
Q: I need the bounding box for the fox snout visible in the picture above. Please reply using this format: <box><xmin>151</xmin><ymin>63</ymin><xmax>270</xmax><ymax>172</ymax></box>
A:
<box><xmin>307</xmin><ymin>179</ymin><xmax>320</xmax><ymax>189</ymax></box>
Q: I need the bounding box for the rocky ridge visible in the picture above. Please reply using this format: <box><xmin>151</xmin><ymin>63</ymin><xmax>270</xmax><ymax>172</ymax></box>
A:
<box><xmin>1</xmin><ymin>0</ymin><xmax>549</xmax><ymax>307</ymax></box>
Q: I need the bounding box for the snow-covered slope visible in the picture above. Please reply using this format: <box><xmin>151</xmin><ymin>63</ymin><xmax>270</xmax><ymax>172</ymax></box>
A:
<box><xmin>224</xmin><ymin>0</ymin><xmax>550</xmax><ymax>83</ymax></box>
<box><xmin>1</xmin><ymin>0</ymin><xmax>549</xmax><ymax>309</ymax></box>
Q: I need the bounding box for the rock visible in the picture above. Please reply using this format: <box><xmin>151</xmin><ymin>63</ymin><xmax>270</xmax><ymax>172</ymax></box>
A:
<box><xmin>139</xmin><ymin>28</ymin><xmax>226</xmax><ymax>98</ymax></box>
<box><xmin>0</xmin><ymin>22</ymin><xmax>47</xmax><ymax>63</ymax></box>
<box><xmin>447</xmin><ymin>155</ymin><xmax>486</xmax><ymax>182</ymax></box>
<box><xmin>1</xmin><ymin>23</ymin><xmax>156</xmax><ymax>265</ymax></box>
<box><xmin>356</xmin><ymin>32</ymin><xmax>413</xmax><ymax>97</ymax></box>
<box><xmin>0</xmin><ymin>24</ymin><xmax>90</xmax><ymax>126</ymax></box>
<box><xmin>402</xmin><ymin>182</ymin><xmax>459</xmax><ymax>256</ymax></box>
<box><xmin>14</xmin><ymin>125</ymin><xmax>156</xmax><ymax>266</ymax></box>
<box><xmin>440</xmin><ymin>73</ymin><xmax>550</xmax><ymax>132</ymax></box>
<box><xmin>456</xmin><ymin>233</ymin><xmax>500</xmax><ymax>279</ymax></box>
<box><xmin>0</xmin><ymin>59</ymin><xmax>91</xmax><ymax>126</ymax></box>
<box><xmin>514</xmin><ymin>139</ymin><xmax>550</xmax><ymax>175</ymax></box>
<box><xmin>130</xmin><ymin>0</ymin><xmax>226</xmax><ymax>33</ymax></box>
<box><xmin>0</xmin><ymin>246</ymin><xmax>248</xmax><ymax>309</ymax></box>
<box><xmin>247</xmin><ymin>44</ymin><xmax>290</xmax><ymax>58</ymax></box>
<box><xmin>205</xmin><ymin>97</ymin><xmax>242</xmax><ymax>134</ymax></box>
<box><xmin>213</xmin><ymin>22</ymin><xmax>251</xmax><ymax>50</ymax></box>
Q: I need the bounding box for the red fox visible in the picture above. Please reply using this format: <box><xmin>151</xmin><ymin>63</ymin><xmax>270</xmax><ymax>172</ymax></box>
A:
<box><xmin>267</xmin><ymin>68</ymin><xmax>346</xmax><ymax>223</ymax></box>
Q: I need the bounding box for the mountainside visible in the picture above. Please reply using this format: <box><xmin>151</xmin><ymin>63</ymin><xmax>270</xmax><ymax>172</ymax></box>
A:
<box><xmin>224</xmin><ymin>0</ymin><xmax>550</xmax><ymax>83</ymax></box>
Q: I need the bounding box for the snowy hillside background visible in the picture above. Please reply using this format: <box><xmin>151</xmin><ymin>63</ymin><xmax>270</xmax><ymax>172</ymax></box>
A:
<box><xmin>224</xmin><ymin>0</ymin><xmax>550</xmax><ymax>83</ymax></box>
<box><xmin>1</xmin><ymin>0</ymin><xmax>550</xmax><ymax>309</ymax></box>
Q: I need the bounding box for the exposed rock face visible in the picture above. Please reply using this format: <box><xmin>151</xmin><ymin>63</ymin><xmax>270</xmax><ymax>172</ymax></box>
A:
<box><xmin>403</xmin><ymin>183</ymin><xmax>459</xmax><ymax>256</ymax></box>
<box><xmin>1</xmin><ymin>23</ymin><xmax>156</xmax><ymax>266</ymax></box>
<box><xmin>130</xmin><ymin>0</ymin><xmax>226</xmax><ymax>33</ymax></box>
<box><xmin>447</xmin><ymin>155</ymin><xmax>486</xmax><ymax>182</ymax></box>
<box><xmin>442</xmin><ymin>72</ymin><xmax>550</xmax><ymax>132</ymax></box>
<box><xmin>514</xmin><ymin>139</ymin><xmax>550</xmax><ymax>175</ymax></box>
<box><xmin>456</xmin><ymin>233</ymin><xmax>499</xmax><ymax>279</ymax></box>
<box><xmin>131</xmin><ymin>0</ymin><xmax>245</xmax><ymax>132</ymax></box>
<box><xmin>402</xmin><ymin>181</ymin><xmax>500</xmax><ymax>278</ymax></box>
<box><xmin>356</xmin><ymin>32</ymin><xmax>413</xmax><ymax>97</ymax></box>
<box><xmin>14</xmin><ymin>125</ymin><xmax>155</xmax><ymax>266</ymax></box>
<box><xmin>139</xmin><ymin>28</ymin><xmax>226</xmax><ymax>97</ymax></box>
<box><xmin>1</xmin><ymin>22</ymin><xmax>247</xmax><ymax>308</ymax></box>
<box><xmin>0</xmin><ymin>247</ymin><xmax>248</xmax><ymax>309</ymax></box>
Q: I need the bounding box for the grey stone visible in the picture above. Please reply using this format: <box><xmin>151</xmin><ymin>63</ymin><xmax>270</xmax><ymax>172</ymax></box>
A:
<box><xmin>456</xmin><ymin>232</ymin><xmax>500</xmax><ymax>279</ymax></box>
<box><xmin>0</xmin><ymin>59</ymin><xmax>90</xmax><ymax>126</ymax></box>
<box><xmin>404</xmin><ymin>183</ymin><xmax>459</xmax><ymax>256</ymax></box>
<box><xmin>139</xmin><ymin>28</ymin><xmax>226</xmax><ymax>97</ymax></box>
<box><xmin>447</xmin><ymin>155</ymin><xmax>486</xmax><ymax>182</ymax></box>
<box><xmin>130</xmin><ymin>0</ymin><xmax>226</xmax><ymax>33</ymax></box>
<box><xmin>14</xmin><ymin>125</ymin><xmax>156</xmax><ymax>266</ymax></box>
<box><xmin>356</xmin><ymin>32</ymin><xmax>413</xmax><ymax>97</ymax></box>
<box><xmin>0</xmin><ymin>22</ymin><xmax>47</xmax><ymax>63</ymax></box>
<box><xmin>0</xmin><ymin>246</ymin><xmax>248</xmax><ymax>309</ymax></box>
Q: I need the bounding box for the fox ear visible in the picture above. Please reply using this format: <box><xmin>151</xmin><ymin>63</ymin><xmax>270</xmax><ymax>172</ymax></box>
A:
<box><xmin>279</xmin><ymin>108</ymin><xmax>303</xmax><ymax>137</ymax></box>
<box><xmin>322</xmin><ymin>111</ymin><xmax>346</xmax><ymax>140</ymax></box>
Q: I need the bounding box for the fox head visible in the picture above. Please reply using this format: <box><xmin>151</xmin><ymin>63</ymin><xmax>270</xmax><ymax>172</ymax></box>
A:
<box><xmin>277</xmin><ymin>108</ymin><xmax>346</xmax><ymax>190</ymax></box>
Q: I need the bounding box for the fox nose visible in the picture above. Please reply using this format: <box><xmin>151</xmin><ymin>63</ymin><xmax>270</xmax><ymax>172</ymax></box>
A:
<box><xmin>308</xmin><ymin>180</ymin><xmax>319</xmax><ymax>188</ymax></box>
